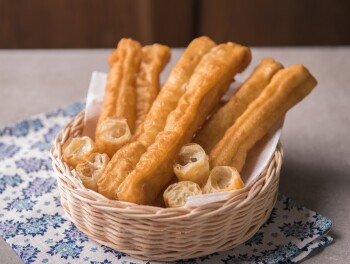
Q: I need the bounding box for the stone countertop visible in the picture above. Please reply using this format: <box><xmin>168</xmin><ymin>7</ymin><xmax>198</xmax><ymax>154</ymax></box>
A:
<box><xmin>0</xmin><ymin>47</ymin><xmax>349</xmax><ymax>263</ymax></box>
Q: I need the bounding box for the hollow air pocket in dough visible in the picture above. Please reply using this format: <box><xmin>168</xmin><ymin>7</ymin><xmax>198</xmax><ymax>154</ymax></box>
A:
<box><xmin>173</xmin><ymin>143</ymin><xmax>209</xmax><ymax>187</ymax></box>
<box><xmin>94</xmin><ymin>118</ymin><xmax>131</xmax><ymax>158</ymax></box>
<box><xmin>163</xmin><ymin>181</ymin><xmax>202</xmax><ymax>208</ymax></box>
<box><xmin>202</xmin><ymin>166</ymin><xmax>244</xmax><ymax>194</ymax></box>
<box><xmin>62</xmin><ymin>136</ymin><xmax>96</xmax><ymax>167</ymax></box>
<box><xmin>75</xmin><ymin>153</ymin><xmax>110</xmax><ymax>191</ymax></box>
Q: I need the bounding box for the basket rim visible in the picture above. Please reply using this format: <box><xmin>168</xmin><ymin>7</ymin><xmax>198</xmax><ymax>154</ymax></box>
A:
<box><xmin>50</xmin><ymin>112</ymin><xmax>283</xmax><ymax>219</ymax></box>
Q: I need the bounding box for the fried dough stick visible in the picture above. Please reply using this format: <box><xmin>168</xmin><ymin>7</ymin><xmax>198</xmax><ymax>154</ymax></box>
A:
<box><xmin>173</xmin><ymin>143</ymin><xmax>209</xmax><ymax>187</ymax></box>
<box><xmin>75</xmin><ymin>153</ymin><xmax>110</xmax><ymax>191</ymax></box>
<box><xmin>135</xmin><ymin>44</ymin><xmax>171</xmax><ymax>129</ymax></box>
<box><xmin>97</xmin><ymin>37</ymin><xmax>216</xmax><ymax>199</ymax></box>
<box><xmin>163</xmin><ymin>181</ymin><xmax>202</xmax><ymax>208</ymax></box>
<box><xmin>210</xmin><ymin>65</ymin><xmax>317</xmax><ymax>171</ymax></box>
<box><xmin>202</xmin><ymin>166</ymin><xmax>244</xmax><ymax>194</ymax></box>
<box><xmin>117</xmin><ymin>43</ymin><xmax>251</xmax><ymax>205</ymax></box>
<box><xmin>195</xmin><ymin>58</ymin><xmax>283</xmax><ymax>153</ymax></box>
<box><xmin>95</xmin><ymin>39</ymin><xmax>142</xmax><ymax>157</ymax></box>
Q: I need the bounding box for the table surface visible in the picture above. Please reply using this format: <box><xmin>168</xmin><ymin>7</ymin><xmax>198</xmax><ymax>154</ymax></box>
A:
<box><xmin>0</xmin><ymin>47</ymin><xmax>349</xmax><ymax>264</ymax></box>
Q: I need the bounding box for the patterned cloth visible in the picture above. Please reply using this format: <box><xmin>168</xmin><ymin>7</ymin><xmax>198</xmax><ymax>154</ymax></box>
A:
<box><xmin>0</xmin><ymin>102</ymin><xmax>333</xmax><ymax>264</ymax></box>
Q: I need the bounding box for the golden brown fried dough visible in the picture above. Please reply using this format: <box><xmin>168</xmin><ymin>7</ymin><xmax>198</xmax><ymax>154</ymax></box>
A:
<box><xmin>117</xmin><ymin>43</ymin><xmax>251</xmax><ymax>205</ymax></box>
<box><xmin>173</xmin><ymin>143</ymin><xmax>209</xmax><ymax>187</ymax></box>
<box><xmin>95</xmin><ymin>38</ymin><xmax>142</xmax><ymax>155</ymax></box>
<box><xmin>114</xmin><ymin>40</ymin><xmax>142</xmax><ymax>133</ymax></box>
<box><xmin>108</xmin><ymin>48</ymin><xmax>118</xmax><ymax>66</ymax></box>
<box><xmin>97</xmin><ymin>38</ymin><xmax>142</xmax><ymax>126</ymax></box>
<box><xmin>195</xmin><ymin>58</ymin><xmax>283</xmax><ymax>153</ymax></box>
<box><xmin>202</xmin><ymin>166</ymin><xmax>244</xmax><ymax>194</ymax></box>
<box><xmin>75</xmin><ymin>153</ymin><xmax>110</xmax><ymax>191</ymax></box>
<box><xmin>62</xmin><ymin>136</ymin><xmax>96</xmax><ymax>167</ymax></box>
<box><xmin>94</xmin><ymin>118</ymin><xmax>131</xmax><ymax>158</ymax></box>
<box><xmin>228</xmin><ymin>146</ymin><xmax>247</xmax><ymax>173</ymax></box>
<box><xmin>135</xmin><ymin>44</ymin><xmax>171</xmax><ymax>129</ymax></box>
<box><xmin>163</xmin><ymin>181</ymin><xmax>202</xmax><ymax>208</ymax></box>
<box><xmin>132</xmin><ymin>36</ymin><xmax>216</xmax><ymax>139</ymax></box>
<box><xmin>97</xmin><ymin>36</ymin><xmax>216</xmax><ymax>199</ymax></box>
<box><xmin>210</xmin><ymin>64</ymin><xmax>317</xmax><ymax>170</ymax></box>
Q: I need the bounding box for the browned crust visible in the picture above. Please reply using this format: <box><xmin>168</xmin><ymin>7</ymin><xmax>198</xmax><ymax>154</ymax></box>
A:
<box><xmin>195</xmin><ymin>58</ymin><xmax>283</xmax><ymax>153</ymax></box>
<box><xmin>210</xmin><ymin>64</ymin><xmax>317</xmax><ymax>170</ymax></box>
<box><xmin>135</xmin><ymin>44</ymin><xmax>171</xmax><ymax>129</ymax></box>
<box><xmin>97</xmin><ymin>37</ymin><xmax>216</xmax><ymax>199</ymax></box>
<box><xmin>117</xmin><ymin>43</ymin><xmax>251</xmax><ymax>205</ymax></box>
<box><xmin>95</xmin><ymin>38</ymin><xmax>142</xmax><ymax>155</ymax></box>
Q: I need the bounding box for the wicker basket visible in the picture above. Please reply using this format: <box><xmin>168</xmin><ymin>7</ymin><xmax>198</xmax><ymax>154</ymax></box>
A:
<box><xmin>50</xmin><ymin>112</ymin><xmax>283</xmax><ymax>261</ymax></box>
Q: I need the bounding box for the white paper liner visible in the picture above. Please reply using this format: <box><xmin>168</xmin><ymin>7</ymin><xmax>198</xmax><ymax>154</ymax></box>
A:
<box><xmin>82</xmin><ymin>72</ymin><xmax>283</xmax><ymax>207</ymax></box>
<box><xmin>82</xmin><ymin>71</ymin><xmax>107</xmax><ymax>140</ymax></box>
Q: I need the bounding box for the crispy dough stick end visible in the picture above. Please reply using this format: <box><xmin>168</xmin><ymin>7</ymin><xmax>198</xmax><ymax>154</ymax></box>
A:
<box><xmin>76</xmin><ymin>153</ymin><xmax>110</xmax><ymax>191</ymax></box>
<box><xmin>173</xmin><ymin>143</ymin><xmax>209</xmax><ymax>187</ymax></box>
<box><xmin>95</xmin><ymin>118</ymin><xmax>131</xmax><ymax>158</ymax></box>
<box><xmin>62</xmin><ymin>136</ymin><xmax>96</xmax><ymax>167</ymax></box>
<box><xmin>203</xmin><ymin>166</ymin><xmax>244</xmax><ymax>194</ymax></box>
<box><xmin>163</xmin><ymin>181</ymin><xmax>202</xmax><ymax>208</ymax></box>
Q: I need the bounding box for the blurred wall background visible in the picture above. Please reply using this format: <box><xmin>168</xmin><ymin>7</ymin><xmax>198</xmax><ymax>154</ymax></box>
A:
<box><xmin>0</xmin><ymin>0</ymin><xmax>349</xmax><ymax>48</ymax></box>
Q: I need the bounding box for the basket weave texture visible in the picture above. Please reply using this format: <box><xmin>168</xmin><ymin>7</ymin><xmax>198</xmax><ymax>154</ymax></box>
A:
<box><xmin>50</xmin><ymin>112</ymin><xmax>283</xmax><ymax>261</ymax></box>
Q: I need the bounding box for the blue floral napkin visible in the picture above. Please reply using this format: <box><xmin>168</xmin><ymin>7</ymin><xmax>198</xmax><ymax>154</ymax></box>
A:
<box><xmin>0</xmin><ymin>102</ymin><xmax>333</xmax><ymax>264</ymax></box>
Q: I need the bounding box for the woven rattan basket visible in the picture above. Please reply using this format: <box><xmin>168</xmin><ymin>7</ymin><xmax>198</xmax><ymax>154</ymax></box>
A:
<box><xmin>50</xmin><ymin>112</ymin><xmax>283</xmax><ymax>261</ymax></box>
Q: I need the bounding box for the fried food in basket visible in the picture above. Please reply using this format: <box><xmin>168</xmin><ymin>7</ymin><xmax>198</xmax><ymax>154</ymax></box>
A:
<box><xmin>75</xmin><ymin>153</ymin><xmax>110</xmax><ymax>191</ymax></box>
<box><xmin>163</xmin><ymin>181</ymin><xmax>202</xmax><ymax>208</ymax></box>
<box><xmin>135</xmin><ymin>44</ymin><xmax>171</xmax><ymax>129</ymax></box>
<box><xmin>62</xmin><ymin>136</ymin><xmax>96</xmax><ymax>167</ymax></box>
<box><xmin>173</xmin><ymin>143</ymin><xmax>209</xmax><ymax>187</ymax></box>
<box><xmin>195</xmin><ymin>58</ymin><xmax>283</xmax><ymax>153</ymax></box>
<box><xmin>59</xmin><ymin>36</ymin><xmax>318</xmax><ymax>208</ymax></box>
<box><xmin>95</xmin><ymin>38</ymin><xmax>142</xmax><ymax>156</ymax></box>
<box><xmin>97</xmin><ymin>38</ymin><xmax>142</xmax><ymax>132</ymax></box>
<box><xmin>202</xmin><ymin>166</ymin><xmax>244</xmax><ymax>194</ymax></box>
<box><xmin>97</xmin><ymin>36</ymin><xmax>216</xmax><ymax>199</ymax></box>
<box><xmin>117</xmin><ymin>43</ymin><xmax>251</xmax><ymax>205</ymax></box>
<box><xmin>210</xmin><ymin>64</ymin><xmax>317</xmax><ymax>170</ymax></box>
<box><xmin>94</xmin><ymin>118</ymin><xmax>131</xmax><ymax>158</ymax></box>
<box><xmin>133</xmin><ymin>36</ymin><xmax>216</xmax><ymax>139</ymax></box>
